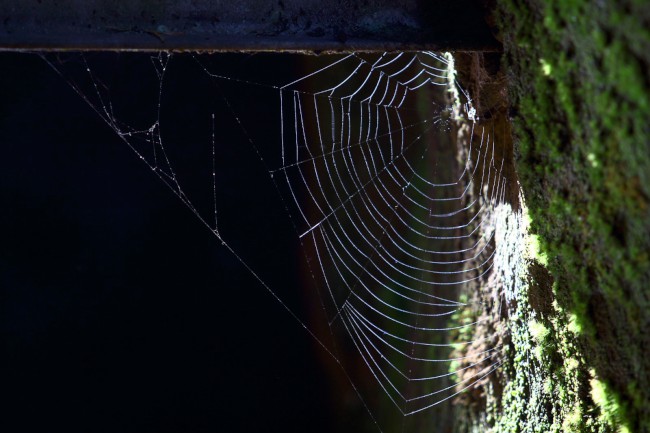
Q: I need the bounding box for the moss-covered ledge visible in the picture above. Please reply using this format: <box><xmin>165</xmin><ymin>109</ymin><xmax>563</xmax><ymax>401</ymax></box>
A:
<box><xmin>462</xmin><ymin>0</ymin><xmax>650</xmax><ymax>432</ymax></box>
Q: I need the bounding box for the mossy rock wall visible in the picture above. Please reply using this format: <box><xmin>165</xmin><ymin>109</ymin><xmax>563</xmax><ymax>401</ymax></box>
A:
<box><xmin>454</xmin><ymin>1</ymin><xmax>650</xmax><ymax>432</ymax></box>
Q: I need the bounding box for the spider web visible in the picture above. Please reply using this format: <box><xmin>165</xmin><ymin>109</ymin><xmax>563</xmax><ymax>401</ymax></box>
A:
<box><xmin>43</xmin><ymin>51</ymin><xmax>506</xmax><ymax>431</ymax></box>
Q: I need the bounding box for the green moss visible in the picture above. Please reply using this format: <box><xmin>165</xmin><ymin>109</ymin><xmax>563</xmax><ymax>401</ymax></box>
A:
<box><xmin>528</xmin><ymin>319</ymin><xmax>549</xmax><ymax>343</ymax></box>
<box><xmin>526</xmin><ymin>234</ymin><xmax>548</xmax><ymax>266</ymax></box>
<box><xmin>590</xmin><ymin>373</ymin><xmax>632</xmax><ymax>433</ymax></box>
<box><xmin>566</xmin><ymin>313</ymin><xmax>583</xmax><ymax>335</ymax></box>
<box><xmin>539</xmin><ymin>58</ymin><xmax>553</xmax><ymax>76</ymax></box>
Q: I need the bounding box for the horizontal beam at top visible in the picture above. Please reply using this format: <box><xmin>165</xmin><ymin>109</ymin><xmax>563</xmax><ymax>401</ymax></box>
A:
<box><xmin>0</xmin><ymin>0</ymin><xmax>500</xmax><ymax>53</ymax></box>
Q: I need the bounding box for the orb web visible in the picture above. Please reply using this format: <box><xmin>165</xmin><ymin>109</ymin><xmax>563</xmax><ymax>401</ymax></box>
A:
<box><xmin>43</xmin><ymin>51</ymin><xmax>507</xmax><ymax>430</ymax></box>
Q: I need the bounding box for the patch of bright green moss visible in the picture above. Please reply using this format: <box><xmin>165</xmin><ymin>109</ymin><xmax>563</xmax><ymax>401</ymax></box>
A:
<box><xmin>590</xmin><ymin>373</ymin><xmax>631</xmax><ymax>433</ymax></box>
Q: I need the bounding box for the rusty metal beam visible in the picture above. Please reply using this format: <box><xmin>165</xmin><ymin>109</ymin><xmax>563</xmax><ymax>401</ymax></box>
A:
<box><xmin>0</xmin><ymin>0</ymin><xmax>500</xmax><ymax>52</ymax></box>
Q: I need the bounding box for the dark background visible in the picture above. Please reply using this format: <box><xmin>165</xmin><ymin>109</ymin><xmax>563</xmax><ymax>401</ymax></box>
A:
<box><xmin>0</xmin><ymin>53</ymin><xmax>370</xmax><ymax>433</ymax></box>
